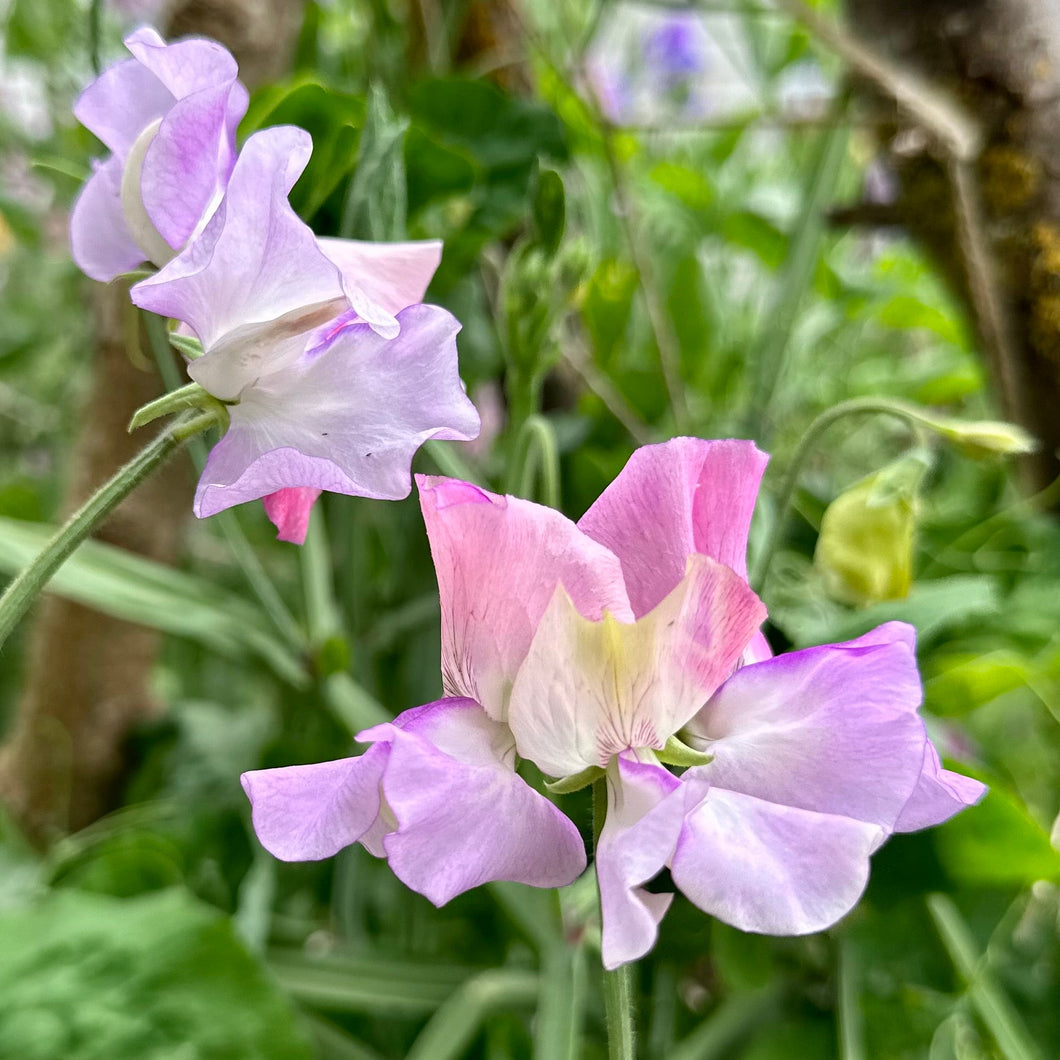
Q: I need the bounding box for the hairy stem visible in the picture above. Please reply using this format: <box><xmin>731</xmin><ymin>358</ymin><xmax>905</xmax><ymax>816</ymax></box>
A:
<box><xmin>0</xmin><ymin>411</ymin><xmax>214</xmax><ymax>651</ymax></box>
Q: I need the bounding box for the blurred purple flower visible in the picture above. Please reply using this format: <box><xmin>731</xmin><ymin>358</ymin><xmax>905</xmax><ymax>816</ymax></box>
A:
<box><xmin>70</xmin><ymin>27</ymin><xmax>248</xmax><ymax>281</ymax></box>
<box><xmin>644</xmin><ymin>13</ymin><xmax>708</xmax><ymax>82</ymax></box>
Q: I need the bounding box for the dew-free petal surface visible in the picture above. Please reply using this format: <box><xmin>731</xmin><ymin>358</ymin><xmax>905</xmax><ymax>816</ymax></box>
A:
<box><xmin>69</xmin><ymin>156</ymin><xmax>146</xmax><ymax>281</ymax></box>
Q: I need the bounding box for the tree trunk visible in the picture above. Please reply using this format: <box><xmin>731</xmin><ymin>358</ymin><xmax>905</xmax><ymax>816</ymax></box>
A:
<box><xmin>0</xmin><ymin>0</ymin><xmax>304</xmax><ymax>846</ymax></box>
<box><xmin>846</xmin><ymin>0</ymin><xmax>1060</xmax><ymax>492</ymax></box>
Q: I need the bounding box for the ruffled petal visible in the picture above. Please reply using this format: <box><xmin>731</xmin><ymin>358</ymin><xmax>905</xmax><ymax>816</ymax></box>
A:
<box><xmin>132</xmin><ymin>126</ymin><xmax>347</xmax><ymax>396</ymax></box>
<box><xmin>671</xmin><ymin>784</ymin><xmax>884</xmax><ymax>935</ymax></box>
<box><xmin>687</xmin><ymin>623</ymin><xmax>928</xmax><ymax>830</ymax></box>
<box><xmin>417</xmin><ymin>477</ymin><xmax>633</xmax><ymax>721</ymax></box>
<box><xmin>597</xmin><ymin>755</ymin><xmax>684</xmax><ymax>969</ymax></box>
<box><xmin>262</xmin><ymin>487</ymin><xmax>322</xmax><ymax>544</ymax></box>
<box><xmin>508</xmin><ymin>554</ymin><xmax>765</xmax><ymax>778</ymax></box>
<box><xmin>193</xmin><ymin>306</ymin><xmax>480</xmax><ymax>516</ymax></box>
<box><xmin>123</xmin><ymin>27</ymin><xmax>240</xmax><ymax>100</ymax></box>
<box><xmin>241</xmin><ymin>743</ymin><xmax>388</xmax><ymax>861</ymax></box>
<box><xmin>578</xmin><ymin>438</ymin><xmax>768</xmax><ymax>616</ymax></box>
<box><xmin>365</xmin><ymin>699</ymin><xmax>587</xmax><ymax>905</ymax></box>
<box><xmin>69</xmin><ymin>156</ymin><xmax>146</xmax><ymax>282</ymax></box>
<box><xmin>894</xmin><ymin>742</ymin><xmax>987</xmax><ymax>832</ymax></box>
<box><xmin>73</xmin><ymin>54</ymin><xmax>173</xmax><ymax>159</ymax></box>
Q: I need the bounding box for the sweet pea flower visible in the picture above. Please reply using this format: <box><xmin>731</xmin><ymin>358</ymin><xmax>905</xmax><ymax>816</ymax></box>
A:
<box><xmin>131</xmin><ymin>125</ymin><xmax>477</xmax><ymax>540</ymax></box>
<box><xmin>71</xmin><ymin>27</ymin><xmax>248</xmax><ymax>281</ymax></box>
<box><xmin>241</xmin><ymin>439</ymin><xmax>985</xmax><ymax>960</ymax></box>
<box><xmin>241</xmin><ymin>439</ymin><xmax>767</xmax><ymax>903</ymax></box>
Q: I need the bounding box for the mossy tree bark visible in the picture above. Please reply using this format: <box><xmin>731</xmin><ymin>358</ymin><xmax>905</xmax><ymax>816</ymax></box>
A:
<box><xmin>846</xmin><ymin>0</ymin><xmax>1060</xmax><ymax>494</ymax></box>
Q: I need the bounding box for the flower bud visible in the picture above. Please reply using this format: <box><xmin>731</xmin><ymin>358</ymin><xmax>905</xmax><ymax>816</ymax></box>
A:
<box><xmin>815</xmin><ymin>452</ymin><xmax>930</xmax><ymax>607</ymax></box>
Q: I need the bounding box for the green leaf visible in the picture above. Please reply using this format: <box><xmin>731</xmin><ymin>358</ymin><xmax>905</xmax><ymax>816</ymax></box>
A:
<box><xmin>0</xmin><ymin>889</ymin><xmax>311</xmax><ymax>1058</ymax></box>
<box><xmin>0</xmin><ymin>517</ymin><xmax>306</xmax><ymax>686</ymax></box>
<box><xmin>935</xmin><ymin>786</ymin><xmax>1060</xmax><ymax>887</ymax></box>
<box><xmin>340</xmin><ymin>83</ymin><xmax>409</xmax><ymax>241</ymax></box>
<box><xmin>532</xmin><ymin>168</ymin><xmax>566</xmax><ymax>257</ymax></box>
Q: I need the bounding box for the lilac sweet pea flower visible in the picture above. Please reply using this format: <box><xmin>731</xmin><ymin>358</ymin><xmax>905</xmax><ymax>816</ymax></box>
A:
<box><xmin>71</xmin><ymin>27</ymin><xmax>248</xmax><ymax>281</ymax></box>
<box><xmin>242</xmin><ymin>439</ymin><xmax>985</xmax><ymax>959</ymax></box>
<box><xmin>131</xmin><ymin>125</ymin><xmax>476</xmax><ymax>540</ymax></box>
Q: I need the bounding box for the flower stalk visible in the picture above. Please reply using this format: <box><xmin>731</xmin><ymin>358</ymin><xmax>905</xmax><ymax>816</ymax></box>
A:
<box><xmin>594</xmin><ymin>777</ymin><xmax>637</xmax><ymax>1060</ymax></box>
<box><xmin>0</xmin><ymin>409</ymin><xmax>218</xmax><ymax>650</ymax></box>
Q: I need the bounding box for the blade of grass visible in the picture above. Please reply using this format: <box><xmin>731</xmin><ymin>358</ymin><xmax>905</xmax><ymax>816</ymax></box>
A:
<box><xmin>404</xmin><ymin>970</ymin><xmax>539</xmax><ymax>1060</ymax></box>
<box><xmin>926</xmin><ymin>893</ymin><xmax>1042</xmax><ymax>1060</ymax></box>
<box><xmin>669</xmin><ymin>986</ymin><xmax>782</xmax><ymax>1060</ymax></box>
<box><xmin>743</xmin><ymin>99</ymin><xmax>850</xmax><ymax>438</ymax></box>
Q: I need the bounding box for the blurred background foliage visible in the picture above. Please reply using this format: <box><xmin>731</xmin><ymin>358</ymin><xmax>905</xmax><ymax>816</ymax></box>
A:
<box><xmin>0</xmin><ymin>0</ymin><xmax>1058</xmax><ymax>1056</ymax></box>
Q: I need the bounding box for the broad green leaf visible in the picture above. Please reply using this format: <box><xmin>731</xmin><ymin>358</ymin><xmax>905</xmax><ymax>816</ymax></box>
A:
<box><xmin>935</xmin><ymin>787</ymin><xmax>1060</xmax><ymax>887</ymax></box>
<box><xmin>0</xmin><ymin>889</ymin><xmax>311</xmax><ymax>1059</ymax></box>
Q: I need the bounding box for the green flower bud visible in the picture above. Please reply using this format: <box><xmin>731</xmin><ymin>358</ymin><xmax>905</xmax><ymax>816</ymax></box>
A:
<box><xmin>815</xmin><ymin>452</ymin><xmax>931</xmax><ymax>607</ymax></box>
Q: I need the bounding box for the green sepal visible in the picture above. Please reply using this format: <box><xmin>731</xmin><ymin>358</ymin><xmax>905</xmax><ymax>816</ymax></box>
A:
<box><xmin>545</xmin><ymin>765</ymin><xmax>605</xmax><ymax>794</ymax></box>
<box><xmin>129</xmin><ymin>383</ymin><xmax>225</xmax><ymax>432</ymax></box>
<box><xmin>169</xmin><ymin>333</ymin><xmax>205</xmax><ymax>360</ymax></box>
<box><xmin>657</xmin><ymin>734</ymin><xmax>714</xmax><ymax>768</ymax></box>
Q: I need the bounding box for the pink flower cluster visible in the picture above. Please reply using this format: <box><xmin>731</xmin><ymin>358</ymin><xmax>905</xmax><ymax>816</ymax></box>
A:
<box><xmin>71</xmin><ymin>29</ymin><xmax>479</xmax><ymax>542</ymax></box>
<box><xmin>243</xmin><ymin>439</ymin><xmax>985</xmax><ymax>968</ymax></box>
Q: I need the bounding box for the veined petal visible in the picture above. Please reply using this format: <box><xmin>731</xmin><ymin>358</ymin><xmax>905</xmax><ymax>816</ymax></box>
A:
<box><xmin>687</xmin><ymin>624</ymin><xmax>928</xmax><ymax>830</ymax></box>
<box><xmin>417</xmin><ymin>478</ymin><xmax>633</xmax><ymax>721</ymax></box>
<box><xmin>263</xmin><ymin>487</ymin><xmax>322</xmax><ymax>544</ymax></box>
<box><xmin>578</xmin><ymin>438</ymin><xmax>768</xmax><ymax>616</ymax></box>
<box><xmin>140</xmin><ymin>82</ymin><xmax>241</xmax><ymax>250</ymax></box>
<box><xmin>366</xmin><ymin>699</ymin><xmax>587</xmax><ymax>904</ymax></box>
<box><xmin>241</xmin><ymin>743</ymin><xmax>389</xmax><ymax>862</ymax></box>
<box><xmin>70</xmin><ymin>156</ymin><xmax>146</xmax><ymax>282</ymax></box>
<box><xmin>193</xmin><ymin>306</ymin><xmax>479</xmax><ymax>516</ymax></box>
<box><xmin>508</xmin><ymin>554</ymin><xmax>765</xmax><ymax>778</ymax></box>
<box><xmin>671</xmin><ymin>784</ymin><xmax>883</xmax><ymax>935</ymax></box>
<box><xmin>73</xmin><ymin>55</ymin><xmax>173</xmax><ymax>159</ymax></box>
<box><xmin>894</xmin><ymin>742</ymin><xmax>986</xmax><ymax>832</ymax></box>
<box><xmin>123</xmin><ymin>27</ymin><xmax>240</xmax><ymax>99</ymax></box>
<box><xmin>132</xmin><ymin>126</ymin><xmax>347</xmax><ymax>398</ymax></box>
<box><xmin>597</xmin><ymin>755</ymin><xmax>684</xmax><ymax>969</ymax></box>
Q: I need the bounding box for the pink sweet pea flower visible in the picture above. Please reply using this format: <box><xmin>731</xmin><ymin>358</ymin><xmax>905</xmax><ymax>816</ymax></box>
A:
<box><xmin>130</xmin><ymin>125</ymin><xmax>476</xmax><ymax>538</ymax></box>
<box><xmin>70</xmin><ymin>27</ymin><xmax>248</xmax><ymax>281</ymax></box>
<box><xmin>241</xmin><ymin>439</ymin><xmax>985</xmax><ymax>953</ymax></box>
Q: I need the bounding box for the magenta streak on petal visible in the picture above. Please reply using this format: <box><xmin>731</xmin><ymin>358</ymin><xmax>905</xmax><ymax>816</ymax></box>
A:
<box><xmin>262</xmin><ymin>487</ymin><xmax>322</xmax><ymax>544</ymax></box>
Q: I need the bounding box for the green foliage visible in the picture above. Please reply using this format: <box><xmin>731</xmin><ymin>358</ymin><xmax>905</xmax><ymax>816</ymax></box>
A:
<box><xmin>0</xmin><ymin>888</ymin><xmax>312</xmax><ymax>1058</ymax></box>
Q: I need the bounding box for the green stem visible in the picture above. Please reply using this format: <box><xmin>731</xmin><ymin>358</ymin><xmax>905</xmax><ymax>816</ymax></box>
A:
<box><xmin>592</xmin><ymin>778</ymin><xmax>637</xmax><ymax>1060</ymax></box>
<box><xmin>0</xmin><ymin>411</ymin><xmax>214</xmax><ymax>651</ymax></box>
<box><xmin>752</xmin><ymin>397</ymin><xmax>926</xmax><ymax>593</ymax></box>
<box><xmin>509</xmin><ymin>414</ymin><xmax>561</xmax><ymax>507</ymax></box>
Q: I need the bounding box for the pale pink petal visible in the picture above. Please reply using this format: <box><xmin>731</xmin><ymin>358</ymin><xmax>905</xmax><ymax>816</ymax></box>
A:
<box><xmin>417</xmin><ymin>477</ymin><xmax>633</xmax><ymax>721</ymax></box>
<box><xmin>671</xmin><ymin>784</ymin><xmax>884</xmax><ymax>935</ymax></box>
<box><xmin>69</xmin><ymin>156</ymin><xmax>146</xmax><ymax>281</ymax></box>
<box><xmin>578</xmin><ymin>438</ymin><xmax>768</xmax><ymax>616</ymax></box>
<box><xmin>241</xmin><ymin>743</ymin><xmax>389</xmax><ymax>861</ymax></box>
<box><xmin>193</xmin><ymin>307</ymin><xmax>479</xmax><ymax>516</ymax></box>
<box><xmin>263</xmin><ymin>487</ymin><xmax>322</xmax><ymax>544</ymax></box>
<box><xmin>597</xmin><ymin>755</ymin><xmax>684</xmax><ymax>969</ymax></box>
<box><xmin>687</xmin><ymin>623</ymin><xmax>928</xmax><ymax>829</ymax></box>
<box><xmin>894</xmin><ymin>742</ymin><xmax>987</xmax><ymax>832</ymax></box>
<box><xmin>508</xmin><ymin>554</ymin><xmax>765</xmax><ymax>778</ymax></box>
<box><xmin>317</xmin><ymin>237</ymin><xmax>443</xmax><ymax>314</ymax></box>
